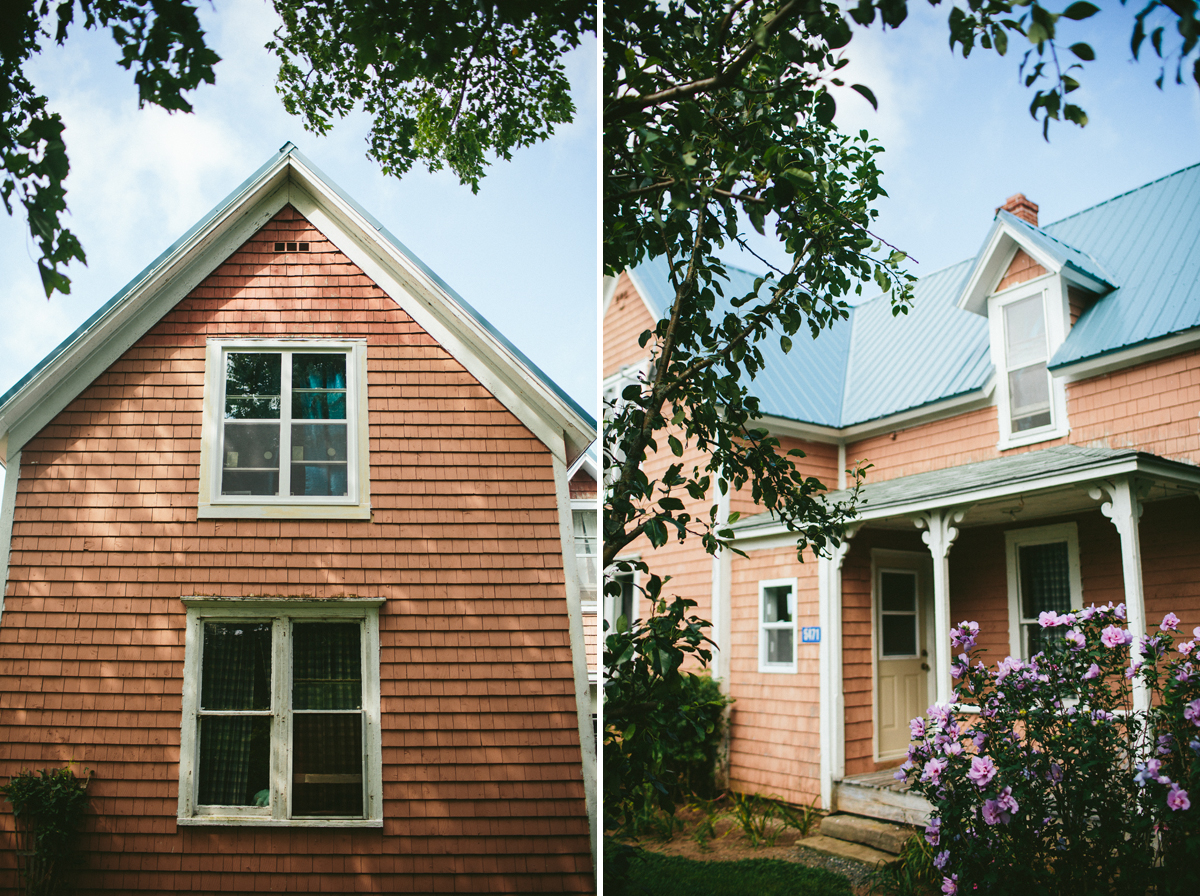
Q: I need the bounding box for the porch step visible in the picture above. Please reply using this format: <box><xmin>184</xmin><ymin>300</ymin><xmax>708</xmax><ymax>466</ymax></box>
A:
<box><xmin>819</xmin><ymin>813</ymin><xmax>916</xmax><ymax>855</ymax></box>
<box><xmin>834</xmin><ymin>771</ymin><xmax>932</xmax><ymax>827</ymax></box>
<box><xmin>795</xmin><ymin>833</ymin><xmax>894</xmax><ymax>866</ymax></box>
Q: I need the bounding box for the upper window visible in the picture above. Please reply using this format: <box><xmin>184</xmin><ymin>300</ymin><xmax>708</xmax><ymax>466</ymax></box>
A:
<box><xmin>177</xmin><ymin>597</ymin><xmax>383</xmax><ymax>826</ymax></box>
<box><xmin>1003</xmin><ymin>294</ymin><xmax>1052</xmax><ymax>433</ymax></box>
<box><xmin>759</xmin><ymin>578</ymin><xmax>798</xmax><ymax>673</ymax></box>
<box><xmin>1005</xmin><ymin>523</ymin><xmax>1082</xmax><ymax>659</ymax></box>
<box><xmin>573</xmin><ymin>508</ymin><xmax>598</xmax><ymax>605</ymax></box>
<box><xmin>199</xmin><ymin>340</ymin><xmax>370</xmax><ymax>519</ymax></box>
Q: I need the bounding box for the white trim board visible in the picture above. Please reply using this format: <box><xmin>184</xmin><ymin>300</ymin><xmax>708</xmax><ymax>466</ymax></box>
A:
<box><xmin>0</xmin><ymin>450</ymin><xmax>21</xmax><ymax>626</ymax></box>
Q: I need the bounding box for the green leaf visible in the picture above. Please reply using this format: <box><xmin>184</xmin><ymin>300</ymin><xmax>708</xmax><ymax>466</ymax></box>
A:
<box><xmin>1061</xmin><ymin>1</ymin><xmax>1100</xmax><ymax>20</ymax></box>
<box><xmin>850</xmin><ymin>83</ymin><xmax>878</xmax><ymax>110</ymax></box>
<box><xmin>1069</xmin><ymin>42</ymin><xmax>1095</xmax><ymax>61</ymax></box>
<box><xmin>780</xmin><ymin>334</ymin><xmax>793</xmax><ymax>354</ymax></box>
<box><xmin>814</xmin><ymin>92</ymin><xmax>836</xmax><ymax>125</ymax></box>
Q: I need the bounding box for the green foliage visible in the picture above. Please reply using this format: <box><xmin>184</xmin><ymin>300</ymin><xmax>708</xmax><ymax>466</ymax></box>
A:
<box><xmin>267</xmin><ymin>1</ymin><xmax>593</xmax><ymax>193</ymax></box>
<box><xmin>1</xmin><ymin>765</ymin><xmax>92</xmax><ymax>896</ymax></box>
<box><xmin>604</xmin><ymin>839</ymin><xmax>854</xmax><ymax>896</ymax></box>
<box><xmin>904</xmin><ymin>609</ymin><xmax>1200</xmax><ymax>895</ymax></box>
<box><xmin>0</xmin><ymin>0</ymin><xmax>220</xmax><ymax>297</ymax></box>
<box><xmin>603</xmin><ymin>594</ymin><xmax>732</xmax><ymax>831</ymax></box>
<box><xmin>868</xmin><ymin>835</ymin><xmax>940</xmax><ymax>896</ymax></box>
<box><xmin>725</xmin><ymin>790</ymin><xmax>820</xmax><ymax>848</ymax></box>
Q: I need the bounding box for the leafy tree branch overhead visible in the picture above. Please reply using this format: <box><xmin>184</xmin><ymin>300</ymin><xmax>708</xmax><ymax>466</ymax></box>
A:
<box><xmin>0</xmin><ymin>0</ymin><xmax>594</xmax><ymax>299</ymax></box>
<box><xmin>601</xmin><ymin>0</ymin><xmax>1200</xmax><ymax>574</ymax></box>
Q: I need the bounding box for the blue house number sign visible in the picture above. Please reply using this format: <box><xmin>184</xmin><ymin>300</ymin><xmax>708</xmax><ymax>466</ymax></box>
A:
<box><xmin>801</xmin><ymin>626</ymin><xmax>821</xmax><ymax>644</ymax></box>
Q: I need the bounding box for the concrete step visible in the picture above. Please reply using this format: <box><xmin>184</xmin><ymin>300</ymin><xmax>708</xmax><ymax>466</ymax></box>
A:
<box><xmin>796</xmin><ymin>833</ymin><xmax>894</xmax><ymax>866</ymax></box>
<box><xmin>819</xmin><ymin>813</ymin><xmax>916</xmax><ymax>855</ymax></box>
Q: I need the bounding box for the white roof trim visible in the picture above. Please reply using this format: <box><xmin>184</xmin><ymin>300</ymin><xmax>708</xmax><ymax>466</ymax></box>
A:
<box><xmin>958</xmin><ymin>219</ymin><xmax>1064</xmax><ymax>316</ymax></box>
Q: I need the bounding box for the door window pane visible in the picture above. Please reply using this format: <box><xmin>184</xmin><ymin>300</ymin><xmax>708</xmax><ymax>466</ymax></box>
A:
<box><xmin>1019</xmin><ymin>541</ymin><xmax>1071</xmax><ymax>656</ymax></box>
<box><xmin>881</xmin><ymin>615</ymin><xmax>918</xmax><ymax>657</ymax></box>
<box><xmin>880</xmin><ymin>571</ymin><xmax>919</xmax><ymax>658</ymax></box>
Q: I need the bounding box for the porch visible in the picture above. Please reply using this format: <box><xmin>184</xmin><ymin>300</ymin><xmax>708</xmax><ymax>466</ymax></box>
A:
<box><xmin>833</xmin><ymin>769</ymin><xmax>931</xmax><ymax>826</ymax></box>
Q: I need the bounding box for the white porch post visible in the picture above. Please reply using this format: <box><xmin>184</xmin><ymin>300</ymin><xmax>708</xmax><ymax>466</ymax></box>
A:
<box><xmin>915</xmin><ymin>508</ymin><xmax>965</xmax><ymax>706</ymax></box>
<box><xmin>818</xmin><ymin>525</ymin><xmax>857</xmax><ymax>811</ymax></box>
<box><xmin>1089</xmin><ymin>477</ymin><xmax>1149</xmax><ymax>713</ymax></box>
<box><xmin>710</xmin><ymin>489</ymin><xmax>732</xmax><ymax>683</ymax></box>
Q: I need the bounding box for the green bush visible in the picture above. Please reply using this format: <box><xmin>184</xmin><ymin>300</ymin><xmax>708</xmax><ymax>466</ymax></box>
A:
<box><xmin>660</xmin><ymin>671</ymin><xmax>728</xmax><ymax>800</ymax></box>
<box><xmin>1</xmin><ymin>766</ymin><xmax>91</xmax><ymax>896</ymax></box>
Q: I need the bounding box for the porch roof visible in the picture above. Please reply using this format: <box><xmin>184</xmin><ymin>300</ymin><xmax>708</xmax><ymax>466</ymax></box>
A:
<box><xmin>733</xmin><ymin>445</ymin><xmax>1200</xmax><ymax>540</ymax></box>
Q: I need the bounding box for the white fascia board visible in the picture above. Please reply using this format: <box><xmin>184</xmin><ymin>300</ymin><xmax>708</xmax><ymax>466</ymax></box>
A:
<box><xmin>601</xmin><ymin>275</ymin><xmax>620</xmax><ymax>316</ymax></box>
<box><xmin>568</xmin><ymin>450</ymin><xmax>600</xmax><ymax>484</ymax></box>
<box><xmin>0</xmin><ymin>162</ymin><xmax>293</xmax><ymax>455</ymax></box>
<box><xmin>284</xmin><ymin>159</ymin><xmax>592</xmax><ymax>464</ymax></box>
<box><xmin>761</xmin><ymin>379</ymin><xmax>996</xmax><ymax>445</ymax></box>
<box><xmin>958</xmin><ymin>222</ymin><xmax>1063</xmax><ymax>316</ymax></box>
<box><xmin>1059</xmin><ymin>265</ymin><xmax>1112</xmax><ymax>295</ymax></box>
<box><xmin>1052</xmin><ymin>327</ymin><xmax>1200</xmax><ymax>383</ymax></box>
<box><xmin>728</xmin><ymin>454</ymin><xmax>1199</xmax><ymax>544</ymax></box>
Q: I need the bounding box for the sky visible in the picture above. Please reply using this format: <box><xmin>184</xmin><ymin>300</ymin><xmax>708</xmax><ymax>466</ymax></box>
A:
<box><xmin>0</xmin><ymin>1</ymin><xmax>599</xmax><ymax>478</ymax></box>
<box><xmin>722</xmin><ymin>2</ymin><xmax>1200</xmax><ymax>288</ymax></box>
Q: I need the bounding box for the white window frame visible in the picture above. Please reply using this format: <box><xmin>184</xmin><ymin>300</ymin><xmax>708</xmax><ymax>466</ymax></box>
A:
<box><xmin>177</xmin><ymin>596</ymin><xmax>384</xmax><ymax>827</ymax></box>
<box><xmin>758</xmin><ymin>577</ymin><xmax>798</xmax><ymax>674</ymax></box>
<box><xmin>876</xmin><ymin>567</ymin><xmax>922</xmax><ymax>661</ymax></box>
<box><xmin>604</xmin><ymin>563</ymin><xmax>640</xmax><ymax>635</ymax></box>
<box><xmin>572</xmin><ymin>499</ymin><xmax>598</xmax><ymax>609</ymax></box>
<box><xmin>198</xmin><ymin>338</ymin><xmax>371</xmax><ymax>519</ymax></box>
<box><xmin>988</xmin><ymin>273</ymin><xmax>1070</xmax><ymax>450</ymax></box>
<box><xmin>1005</xmin><ymin>522</ymin><xmax>1083</xmax><ymax>659</ymax></box>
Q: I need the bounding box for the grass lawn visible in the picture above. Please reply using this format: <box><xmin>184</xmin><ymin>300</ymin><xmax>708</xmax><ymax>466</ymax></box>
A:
<box><xmin>606</xmin><ymin>841</ymin><xmax>855</xmax><ymax>896</ymax></box>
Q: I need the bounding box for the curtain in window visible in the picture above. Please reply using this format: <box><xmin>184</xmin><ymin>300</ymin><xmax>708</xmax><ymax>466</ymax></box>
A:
<box><xmin>198</xmin><ymin>623</ymin><xmax>271</xmax><ymax>806</ymax></box>
<box><xmin>1020</xmin><ymin>541</ymin><xmax>1071</xmax><ymax>656</ymax></box>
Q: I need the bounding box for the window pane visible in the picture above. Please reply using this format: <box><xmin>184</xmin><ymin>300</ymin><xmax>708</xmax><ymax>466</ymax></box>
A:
<box><xmin>1019</xmin><ymin>541</ymin><xmax>1071</xmax><ymax>620</ymax></box>
<box><xmin>1004</xmin><ymin>295</ymin><xmax>1046</xmax><ymax>368</ymax></box>
<box><xmin>766</xmin><ymin>629</ymin><xmax>793</xmax><ymax>665</ymax></box>
<box><xmin>222</xmin><ymin>422</ymin><xmax>280</xmax><ymax>496</ymax></box>
<box><xmin>198</xmin><ymin>715</ymin><xmax>271</xmax><ymax>806</ymax></box>
<box><xmin>201</xmin><ymin>623</ymin><xmax>272</xmax><ymax>711</ymax></box>
<box><xmin>291</xmin><ymin>424</ymin><xmax>348</xmax><ymax>462</ymax></box>
<box><xmin>225</xmin><ymin>353</ymin><xmax>281</xmax><ymax>419</ymax></box>
<box><xmin>293</xmin><ymin>623</ymin><xmax>362</xmax><ymax>710</ymax></box>
<box><xmin>880</xmin><ymin>572</ymin><xmax>916</xmax><ymax>612</ymax></box>
<box><xmin>290</xmin><ymin>463</ymin><xmax>349</xmax><ymax>497</ymax></box>
<box><xmin>882</xmin><ymin>614</ymin><xmax>918</xmax><ymax>657</ymax></box>
<box><xmin>293</xmin><ymin>354</ymin><xmax>346</xmax><ymax>389</ymax></box>
<box><xmin>292</xmin><ymin>354</ymin><xmax>347</xmax><ymax>420</ymax></box>
<box><xmin>292</xmin><ymin>714</ymin><xmax>364</xmax><ymax>817</ymax></box>
<box><xmin>763</xmin><ymin>586</ymin><xmax>792</xmax><ymax>623</ymax></box>
<box><xmin>1009</xmin><ymin>364</ymin><xmax>1050</xmax><ymax>415</ymax></box>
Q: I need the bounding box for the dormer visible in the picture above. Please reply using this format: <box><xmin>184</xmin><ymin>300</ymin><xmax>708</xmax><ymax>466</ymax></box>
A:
<box><xmin>957</xmin><ymin>195</ymin><xmax>1117</xmax><ymax>450</ymax></box>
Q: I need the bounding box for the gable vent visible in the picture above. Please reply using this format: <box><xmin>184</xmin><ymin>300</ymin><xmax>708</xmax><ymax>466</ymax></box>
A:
<box><xmin>273</xmin><ymin>241</ymin><xmax>310</xmax><ymax>253</ymax></box>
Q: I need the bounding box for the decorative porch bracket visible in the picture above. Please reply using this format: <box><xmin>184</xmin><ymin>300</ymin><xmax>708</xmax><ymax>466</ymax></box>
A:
<box><xmin>1088</xmin><ymin>477</ymin><xmax>1149</xmax><ymax>713</ymax></box>
<box><xmin>818</xmin><ymin>523</ymin><xmax>859</xmax><ymax>812</ymax></box>
<box><xmin>914</xmin><ymin>508</ymin><xmax>967</xmax><ymax>706</ymax></box>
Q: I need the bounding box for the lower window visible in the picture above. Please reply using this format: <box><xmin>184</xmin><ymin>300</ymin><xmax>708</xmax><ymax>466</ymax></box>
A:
<box><xmin>1005</xmin><ymin>523</ymin><xmax>1082</xmax><ymax>660</ymax></box>
<box><xmin>178</xmin><ymin>597</ymin><xmax>383</xmax><ymax>826</ymax></box>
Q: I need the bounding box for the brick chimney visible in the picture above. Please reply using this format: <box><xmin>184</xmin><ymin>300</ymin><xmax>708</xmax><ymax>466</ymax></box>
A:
<box><xmin>997</xmin><ymin>193</ymin><xmax>1039</xmax><ymax>226</ymax></box>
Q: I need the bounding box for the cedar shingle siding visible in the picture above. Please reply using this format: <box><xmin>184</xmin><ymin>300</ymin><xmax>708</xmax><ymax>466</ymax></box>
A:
<box><xmin>0</xmin><ymin>207</ymin><xmax>592</xmax><ymax>893</ymax></box>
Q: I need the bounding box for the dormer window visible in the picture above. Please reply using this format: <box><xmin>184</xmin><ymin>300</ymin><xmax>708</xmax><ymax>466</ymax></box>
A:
<box><xmin>1003</xmin><ymin>294</ymin><xmax>1052</xmax><ymax>432</ymax></box>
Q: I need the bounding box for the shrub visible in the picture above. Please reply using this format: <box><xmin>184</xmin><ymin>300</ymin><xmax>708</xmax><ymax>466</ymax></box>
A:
<box><xmin>1</xmin><ymin>766</ymin><xmax>91</xmax><ymax>896</ymax></box>
<box><xmin>901</xmin><ymin>605</ymin><xmax>1200</xmax><ymax>896</ymax></box>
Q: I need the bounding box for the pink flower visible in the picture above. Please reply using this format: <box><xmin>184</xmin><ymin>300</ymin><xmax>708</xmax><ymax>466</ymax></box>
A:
<box><xmin>1083</xmin><ymin>663</ymin><xmax>1101</xmax><ymax>680</ymax></box>
<box><xmin>1193</xmin><ymin>626</ymin><xmax>1200</xmax><ymax>640</ymax></box>
<box><xmin>1064</xmin><ymin>629</ymin><xmax>1085</xmax><ymax>650</ymax></box>
<box><xmin>922</xmin><ymin>757</ymin><xmax>948</xmax><ymax>786</ymax></box>
<box><xmin>1180</xmin><ymin>641</ymin><xmax>1195</xmax><ymax>657</ymax></box>
<box><xmin>925</xmin><ymin>818</ymin><xmax>941</xmax><ymax>846</ymax></box>
<box><xmin>942</xmin><ymin>874</ymin><xmax>958</xmax><ymax>895</ymax></box>
<box><xmin>1101</xmin><ymin>625</ymin><xmax>1128</xmax><ymax>648</ymax></box>
<box><xmin>1184</xmin><ymin>699</ymin><xmax>1200</xmax><ymax>727</ymax></box>
<box><xmin>1161</xmin><ymin>613</ymin><xmax>1180</xmax><ymax>632</ymax></box>
<box><xmin>968</xmin><ymin>755</ymin><xmax>997</xmax><ymax>789</ymax></box>
<box><xmin>934</xmin><ymin>849</ymin><xmax>950</xmax><ymax>869</ymax></box>
<box><xmin>910</xmin><ymin>718</ymin><xmax>925</xmax><ymax>739</ymax></box>
<box><xmin>1167</xmin><ymin>783</ymin><xmax>1190</xmax><ymax>812</ymax></box>
<box><xmin>1038</xmin><ymin>610</ymin><xmax>1063</xmax><ymax>628</ymax></box>
<box><xmin>997</xmin><ymin>785</ymin><xmax>1019</xmax><ymax>813</ymax></box>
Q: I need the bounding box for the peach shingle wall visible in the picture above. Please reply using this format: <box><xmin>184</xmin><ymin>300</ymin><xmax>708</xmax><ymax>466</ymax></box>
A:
<box><xmin>995</xmin><ymin>248</ymin><xmax>1046</xmax><ymax>293</ymax></box>
<box><xmin>603</xmin><ymin>274</ymin><xmax>655</xmax><ymax>379</ymax></box>
<box><xmin>0</xmin><ymin>206</ymin><xmax>591</xmax><ymax>894</ymax></box>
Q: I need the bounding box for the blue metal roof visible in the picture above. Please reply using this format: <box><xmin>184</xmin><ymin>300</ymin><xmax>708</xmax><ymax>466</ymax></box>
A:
<box><xmin>628</xmin><ymin>162</ymin><xmax>1200</xmax><ymax>427</ymax></box>
<box><xmin>0</xmin><ymin>143</ymin><xmax>595</xmax><ymax>432</ymax></box>
<box><xmin>1048</xmin><ymin>162</ymin><xmax>1200</xmax><ymax>369</ymax></box>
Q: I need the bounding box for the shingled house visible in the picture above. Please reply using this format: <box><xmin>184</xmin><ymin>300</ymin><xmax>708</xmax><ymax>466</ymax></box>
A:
<box><xmin>0</xmin><ymin>144</ymin><xmax>596</xmax><ymax>893</ymax></box>
<box><xmin>603</xmin><ymin>164</ymin><xmax>1200</xmax><ymax>823</ymax></box>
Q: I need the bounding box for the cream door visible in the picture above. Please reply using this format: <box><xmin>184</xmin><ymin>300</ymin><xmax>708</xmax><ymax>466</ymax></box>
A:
<box><xmin>876</xmin><ymin>566</ymin><xmax>929</xmax><ymax>759</ymax></box>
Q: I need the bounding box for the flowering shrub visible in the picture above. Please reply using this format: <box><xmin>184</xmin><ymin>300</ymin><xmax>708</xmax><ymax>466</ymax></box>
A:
<box><xmin>901</xmin><ymin>604</ymin><xmax>1200</xmax><ymax>896</ymax></box>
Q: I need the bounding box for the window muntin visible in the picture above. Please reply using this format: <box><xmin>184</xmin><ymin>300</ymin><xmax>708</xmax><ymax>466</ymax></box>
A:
<box><xmin>179</xmin><ymin>599</ymin><xmax>382</xmax><ymax>826</ymax></box>
<box><xmin>879</xmin><ymin>570</ymin><xmax>919</xmax><ymax>658</ymax></box>
<box><xmin>1003</xmin><ymin>294</ymin><xmax>1052</xmax><ymax>432</ymax></box>
<box><xmin>759</xmin><ymin>579</ymin><xmax>797</xmax><ymax>673</ymax></box>
<box><xmin>200</xmin><ymin>340</ymin><xmax>370</xmax><ymax>519</ymax></box>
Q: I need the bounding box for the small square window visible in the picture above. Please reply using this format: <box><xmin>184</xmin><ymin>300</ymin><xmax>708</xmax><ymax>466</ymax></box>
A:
<box><xmin>199</xmin><ymin>340</ymin><xmax>370</xmax><ymax>519</ymax></box>
<box><xmin>178</xmin><ymin>597</ymin><xmax>383</xmax><ymax>827</ymax></box>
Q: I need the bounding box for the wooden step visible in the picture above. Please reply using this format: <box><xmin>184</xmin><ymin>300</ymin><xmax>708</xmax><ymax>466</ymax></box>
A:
<box><xmin>833</xmin><ymin>773</ymin><xmax>932</xmax><ymax>826</ymax></box>
<box><xmin>819</xmin><ymin>813</ymin><xmax>916</xmax><ymax>855</ymax></box>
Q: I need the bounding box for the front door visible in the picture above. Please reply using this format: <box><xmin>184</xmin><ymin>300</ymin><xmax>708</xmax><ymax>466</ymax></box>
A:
<box><xmin>876</xmin><ymin>564</ymin><xmax>929</xmax><ymax>759</ymax></box>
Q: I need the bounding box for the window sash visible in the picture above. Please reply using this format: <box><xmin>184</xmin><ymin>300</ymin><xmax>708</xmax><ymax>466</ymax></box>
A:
<box><xmin>178</xmin><ymin>600</ymin><xmax>382</xmax><ymax>826</ymax></box>
<box><xmin>759</xmin><ymin>581</ymin><xmax>797</xmax><ymax>671</ymax></box>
